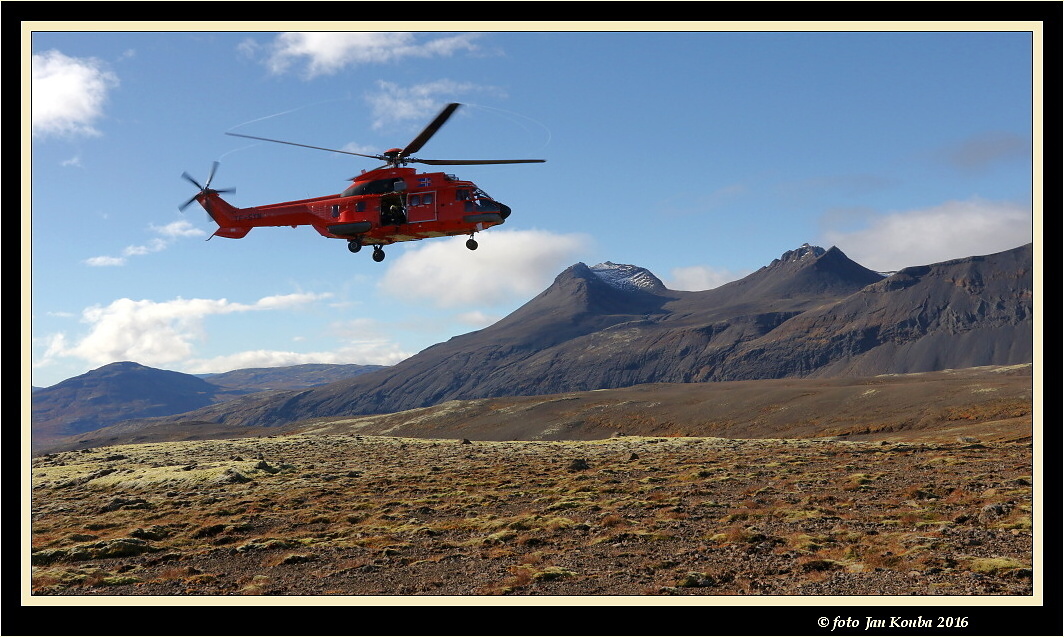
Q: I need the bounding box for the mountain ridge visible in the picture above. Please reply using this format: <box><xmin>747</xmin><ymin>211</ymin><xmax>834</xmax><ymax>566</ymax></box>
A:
<box><xmin>30</xmin><ymin>361</ymin><xmax>383</xmax><ymax>452</ymax></box>
<box><xmin>31</xmin><ymin>242</ymin><xmax>1035</xmax><ymax>452</ymax></box>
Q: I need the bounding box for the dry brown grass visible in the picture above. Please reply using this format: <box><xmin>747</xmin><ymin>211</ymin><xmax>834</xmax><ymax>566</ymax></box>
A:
<box><xmin>28</xmin><ymin>432</ymin><xmax>1034</xmax><ymax>597</ymax></box>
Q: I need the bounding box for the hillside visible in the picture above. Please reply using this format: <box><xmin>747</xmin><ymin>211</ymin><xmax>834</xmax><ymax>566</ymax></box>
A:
<box><xmin>29</xmin><ymin>362</ymin><xmax>245</xmax><ymax>444</ymax></box>
<box><xmin>31</xmin><ymin>243</ymin><xmax>1034</xmax><ymax>451</ymax></box>
<box><xmin>118</xmin><ymin>243</ymin><xmax>1032</xmax><ymax>432</ymax></box>
<box><xmin>48</xmin><ymin>364</ymin><xmax>1033</xmax><ymax>452</ymax></box>
<box><xmin>30</xmin><ymin>362</ymin><xmax>382</xmax><ymax>452</ymax></box>
<box><xmin>202</xmin><ymin>363</ymin><xmax>385</xmax><ymax>391</ymax></box>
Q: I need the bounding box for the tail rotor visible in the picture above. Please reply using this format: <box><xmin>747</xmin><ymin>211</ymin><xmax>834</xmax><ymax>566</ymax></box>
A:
<box><xmin>180</xmin><ymin>161</ymin><xmax>235</xmax><ymax>219</ymax></box>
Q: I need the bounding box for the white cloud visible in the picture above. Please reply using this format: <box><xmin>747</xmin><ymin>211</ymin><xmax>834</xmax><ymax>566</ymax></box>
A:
<box><xmin>378</xmin><ymin>229</ymin><xmax>592</xmax><ymax>308</ymax></box>
<box><xmin>85</xmin><ymin>219</ymin><xmax>206</xmax><ymax>266</ymax></box>
<box><xmin>153</xmin><ymin>219</ymin><xmax>206</xmax><ymax>239</ymax></box>
<box><xmin>820</xmin><ymin>197</ymin><xmax>1033</xmax><ymax>272</ymax></box>
<box><xmin>262</xmin><ymin>32</ymin><xmax>481</xmax><ymax>78</ymax></box>
<box><xmin>454</xmin><ymin>310</ymin><xmax>503</xmax><ymax>328</ymax></box>
<box><xmin>365</xmin><ymin>79</ymin><xmax>501</xmax><ymax>130</ymax></box>
<box><xmin>83</xmin><ymin>255</ymin><xmax>126</xmax><ymax>267</ymax></box>
<box><xmin>40</xmin><ymin>293</ymin><xmax>331</xmax><ymax>370</ymax></box>
<box><xmin>32</xmin><ymin>49</ymin><xmax>119</xmax><ymax>138</ymax></box>
<box><xmin>666</xmin><ymin>265</ymin><xmax>748</xmax><ymax>291</ymax></box>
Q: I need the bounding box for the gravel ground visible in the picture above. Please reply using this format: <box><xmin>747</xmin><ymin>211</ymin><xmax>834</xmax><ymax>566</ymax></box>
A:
<box><xmin>28</xmin><ymin>432</ymin><xmax>1036</xmax><ymax>602</ymax></box>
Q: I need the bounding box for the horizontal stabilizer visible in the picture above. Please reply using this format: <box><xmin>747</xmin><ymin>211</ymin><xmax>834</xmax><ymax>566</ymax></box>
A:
<box><xmin>212</xmin><ymin>227</ymin><xmax>252</xmax><ymax>239</ymax></box>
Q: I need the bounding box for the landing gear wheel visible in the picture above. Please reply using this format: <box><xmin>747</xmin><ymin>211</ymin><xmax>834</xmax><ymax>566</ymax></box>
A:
<box><xmin>372</xmin><ymin>246</ymin><xmax>386</xmax><ymax>262</ymax></box>
<box><xmin>347</xmin><ymin>238</ymin><xmax>362</xmax><ymax>253</ymax></box>
<box><xmin>466</xmin><ymin>238</ymin><xmax>479</xmax><ymax>251</ymax></box>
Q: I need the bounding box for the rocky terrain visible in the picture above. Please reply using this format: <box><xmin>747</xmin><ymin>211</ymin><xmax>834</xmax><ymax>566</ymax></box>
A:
<box><xmin>29</xmin><ymin>430</ymin><xmax>1034</xmax><ymax>599</ymax></box>
<box><xmin>29</xmin><ymin>361</ymin><xmax>1036</xmax><ymax>602</ymax></box>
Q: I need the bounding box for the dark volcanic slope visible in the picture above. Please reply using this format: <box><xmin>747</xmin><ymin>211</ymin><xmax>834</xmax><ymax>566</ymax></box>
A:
<box><xmin>227</xmin><ymin>244</ymin><xmax>1024</xmax><ymax>426</ymax></box>
<box><xmin>30</xmin><ymin>362</ymin><xmax>243</xmax><ymax>445</ymax></box>
<box><xmin>64</xmin><ymin>243</ymin><xmax>1032</xmax><ymax>435</ymax></box>
<box><xmin>31</xmin><ymin>362</ymin><xmax>385</xmax><ymax>452</ymax></box>
<box><xmin>724</xmin><ymin>243</ymin><xmax>1035</xmax><ymax>379</ymax></box>
<box><xmin>47</xmin><ymin>364</ymin><xmax>1033</xmax><ymax>452</ymax></box>
<box><xmin>203</xmin><ymin>363</ymin><xmax>385</xmax><ymax>391</ymax></box>
<box><xmin>303</xmin><ymin>245</ymin><xmax>886</xmax><ymax>417</ymax></box>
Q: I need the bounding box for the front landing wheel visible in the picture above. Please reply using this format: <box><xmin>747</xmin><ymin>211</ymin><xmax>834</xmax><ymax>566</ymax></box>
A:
<box><xmin>347</xmin><ymin>238</ymin><xmax>362</xmax><ymax>253</ymax></box>
<box><xmin>466</xmin><ymin>238</ymin><xmax>479</xmax><ymax>251</ymax></box>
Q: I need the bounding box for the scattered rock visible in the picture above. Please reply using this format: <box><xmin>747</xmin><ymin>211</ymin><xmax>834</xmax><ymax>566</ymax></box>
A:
<box><xmin>100</xmin><ymin>497</ymin><xmax>150</xmax><ymax>512</ymax></box>
<box><xmin>567</xmin><ymin>458</ymin><xmax>591</xmax><ymax>471</ymax></box>
<box><xmin>213</xmin><ymin>468</ymin><xmax>251</xmax><ymax>484</ymax></box>
<box><xmin>32</xmin><ymin>537</ymin><xmax>157</xmax><ymax>565</ymax></box>
<box><xmin>676</xmin><ymin>572</ymin><xmax>715</xmax><ymax>588</ymax></box>
<box><xmin>130</xmin><ymin>525</ymin><xmax>172</xmax><ymax>541</ymax></box>
<box><xmin>254</xmin><ymin>460</ymin><xmax>279</xmax><ymax>473</ymax></box>
<box><xmin>279</xmin><ymin>553</ymin><xmax>316</xmax><ymax>565</ymax></box>
<box><xmin>978</xmin><ymin>503</ymin><xmax>1011</xmax><ymax>522</ymax></box>
<box><xmin>191</xmin><ymin>523</ymin><xmax>227</xmax><ymax>539</ymax></box>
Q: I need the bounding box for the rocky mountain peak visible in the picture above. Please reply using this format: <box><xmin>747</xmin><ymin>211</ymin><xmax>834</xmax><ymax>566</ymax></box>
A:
<box><xmin>589</xmin><ymin>261</ymin><xmax>668</xmax><ymax>293</ymax></box>
<box><xmin>770</xmin><ymin>243</ymin><xmax>827</xmax><ymax>267</ymax></box>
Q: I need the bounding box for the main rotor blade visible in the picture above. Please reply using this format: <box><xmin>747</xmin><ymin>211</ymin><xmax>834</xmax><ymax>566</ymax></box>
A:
<box><xmin>402</xmin><ymin>102</ymin><xmax>461</xmax><ymax>156</ymax></box>
<box><xmin>225</xmin><ymin>132</ymin><xmax>384</xmax><ymax>160</ymax></box>
<box><xmin>414</xmin><ymin>158</ymin><xmax>546</xmax><ymax>165</ymax></box>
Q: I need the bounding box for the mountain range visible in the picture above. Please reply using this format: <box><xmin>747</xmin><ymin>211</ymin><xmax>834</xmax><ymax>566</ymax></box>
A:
<box><xmin>30</xmin><ymin>363</ymin><xmax>382</xmax><ymax>450</ymax></box>
<box><xmin>30</xmin><ymin>242</ymin><xmax>1034</xmax><ymax>452</ymax></box>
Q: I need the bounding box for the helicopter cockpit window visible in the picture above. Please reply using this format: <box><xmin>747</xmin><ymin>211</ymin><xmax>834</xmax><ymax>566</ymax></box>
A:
<box><xmin>455</xmin><ymin>188</ymin><xmax>471</xmax><ymax>201</ymax></box>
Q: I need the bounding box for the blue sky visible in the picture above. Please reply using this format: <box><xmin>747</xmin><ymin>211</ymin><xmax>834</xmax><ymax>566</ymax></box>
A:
<box><xmin>26</xmin><ymin>26</ymin><xmax>1039</xmax><ymax>388</ymax></box>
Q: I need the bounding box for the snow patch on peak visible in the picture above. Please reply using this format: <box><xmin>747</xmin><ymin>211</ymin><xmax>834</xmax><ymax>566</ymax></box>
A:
<box><xmin>590</xmin><ymin>262</ymin><xmax>667</xmax><ymax>293</ymax></box>
<box><xmin>771</xmin><ymin>243</ymin><xmax>827</xmax><ymax>266</ymax></box>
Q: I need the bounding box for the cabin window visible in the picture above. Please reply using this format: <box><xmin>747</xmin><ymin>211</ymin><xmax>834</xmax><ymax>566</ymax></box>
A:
<box><xmin>342</xmin><ymin>178</ymin><xmax>403</xmax><ymax>197</ymax></box>
<box><xmin>355</xmin><ymin>201</ymin><xmax>365</xmax><ymax>212</ymax></box>
<box><xmin>409</xmin><ymin>194</ymin><xmax>421</xmax><ymax>207</ymax></box>
<box><xmin>422</xmin><ymin>193</ymin><xmax>433</xmax><ymax>205</ymax></box>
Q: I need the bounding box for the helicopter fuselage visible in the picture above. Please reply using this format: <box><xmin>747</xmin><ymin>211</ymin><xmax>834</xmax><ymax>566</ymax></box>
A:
<box><xmin>184</xmin><ymin>102</ymin><xmax>540</xmax><ymax>261</ymax></box>
<box><xmin>198</xmin><ymin>165</ymin><xmax>511</xmax><ymax>249</ymax></box>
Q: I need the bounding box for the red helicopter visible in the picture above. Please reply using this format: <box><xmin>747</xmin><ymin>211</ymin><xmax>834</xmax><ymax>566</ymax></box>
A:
<box><xmin>180</xmin><ymin>103</ymin><xmax>544</xmax><ymax>262</ymax></box>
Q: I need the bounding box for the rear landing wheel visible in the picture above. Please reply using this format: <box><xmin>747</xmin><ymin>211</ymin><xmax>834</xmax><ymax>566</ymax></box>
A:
<box><xmin>466</xmin><ymin>238</ymin><xmax>479</xmax><ymax>251</ymax></box>
<box><xmin>372</xmin><ymin>246</ymin><xmax>386</xmax><ymax>262</ymax></box>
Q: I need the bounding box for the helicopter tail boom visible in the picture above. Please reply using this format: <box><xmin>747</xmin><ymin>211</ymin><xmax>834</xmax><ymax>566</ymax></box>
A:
<box><xmin>194</xmin><ymin>192</ymin><xmax>254</xmax><ymax>239</ymax></box>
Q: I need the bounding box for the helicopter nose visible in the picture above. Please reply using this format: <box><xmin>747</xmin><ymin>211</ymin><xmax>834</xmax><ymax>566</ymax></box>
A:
<box><xmin>498</xmin><ymin>203</ymin><xmax>511</xmax><ymax>219</ymax></box>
